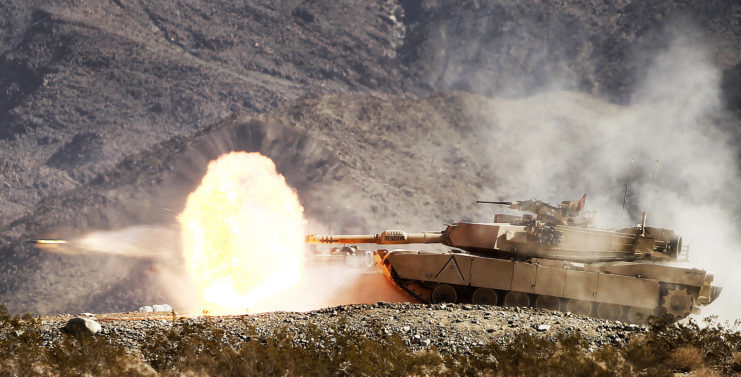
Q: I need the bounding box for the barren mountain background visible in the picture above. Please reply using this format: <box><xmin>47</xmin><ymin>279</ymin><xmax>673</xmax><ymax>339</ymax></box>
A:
<box><xmin>0</xmin><ymin>0</ymin><xmax>740</xmax><ymax>315</ymax></box>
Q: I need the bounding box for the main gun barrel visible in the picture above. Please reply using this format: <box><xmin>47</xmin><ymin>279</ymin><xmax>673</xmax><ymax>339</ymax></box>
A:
<box><xmin>306</xmin><ymin>230</ymin><xmax>444</xmax><ymax>245</ymax></box>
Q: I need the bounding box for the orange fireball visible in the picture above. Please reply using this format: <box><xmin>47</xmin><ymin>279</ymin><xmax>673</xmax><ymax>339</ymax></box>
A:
<box><xmin>178</xmin><ymin>152</ymin><xmax>306</xmax><ymax>314</ymax></box>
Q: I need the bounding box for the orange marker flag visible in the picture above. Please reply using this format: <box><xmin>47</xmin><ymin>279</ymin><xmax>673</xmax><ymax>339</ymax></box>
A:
<box><xmin>577</xmin><ymin>193</ymin><xmax>587</xmax><ymax>211</ymax></box>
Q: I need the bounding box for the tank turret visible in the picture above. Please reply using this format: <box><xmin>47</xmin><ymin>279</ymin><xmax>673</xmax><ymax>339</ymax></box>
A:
<box><xmin>306</xmin><ymin>197</ymin><xmax>721</xmax><ymax>323</ymax></box>
<box><xmin>477</xmin><ymin>196</ymin><xmax>588</xmax><ymax>226</ymax></box>
<box><xmin>307</xmin><ymin>207</ymin><xmax>680</xmax><ymax>263</ymax></box>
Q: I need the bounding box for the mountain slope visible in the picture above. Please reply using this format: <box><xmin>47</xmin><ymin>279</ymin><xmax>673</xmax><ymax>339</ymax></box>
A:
<box><xmin>0</xmin><ymin>0</ymin><xmax>408</xmax><ymax>222</ymax></box>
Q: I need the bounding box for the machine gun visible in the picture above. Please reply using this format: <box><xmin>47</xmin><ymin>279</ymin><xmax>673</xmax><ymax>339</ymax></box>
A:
<box><xmin>477</xmin><ymin>195</ymin><xmax>588</xmax><ymax>226</ymax></box>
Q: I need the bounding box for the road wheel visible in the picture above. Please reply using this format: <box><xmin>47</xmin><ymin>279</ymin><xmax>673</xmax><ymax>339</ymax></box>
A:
<box><xmin>535</xmin><ymin>295</ymin><xmax>561</xmax><ymax>311</ymax></box>
<box><xmin>472</xmin><ymin>288</ymin><xmax>498</xmax><ymax>306</ymax></box>
<box><xmin>503</xmin><ymin>291</ymin><xmax>530</xmax><ymax>307</ymax></box>
<box><xmin>626</xmin><ymin>306</ymin><xmax>654</xmax><ymax>324</ymax></box>
<box><xmin>565</xmin><ymin>299</ymin><xmax>593</xmax><ymax>315</ymax></box>
<box><xmin>431</xmin><ymin>284</ymin><xmax>458</xmax><ymax>304</ymax></box>
<box><xmin>597</xmin><ymin>303</ymin><xmax>624</xmax><ymax>321</ymax></box>
<box><xmin>661</xmin><ymin>286</ymin><xmax>694</xmax><ymax>319</ymax></box>
<box><xmin>364</xmin><ymin>250</ymin><xmax>375</xmax><ymax>268</ymax></box>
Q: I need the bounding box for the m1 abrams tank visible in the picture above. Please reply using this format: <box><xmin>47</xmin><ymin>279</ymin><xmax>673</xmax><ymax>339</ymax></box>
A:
<box><xmin>306</xmin><ymin>197</ymin><xmax>722</xmax><ymax>323</ymax></box>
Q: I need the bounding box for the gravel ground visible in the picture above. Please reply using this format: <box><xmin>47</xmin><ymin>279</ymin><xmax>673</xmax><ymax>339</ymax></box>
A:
<box><xmin>37</xmin><ymin>303</ymin><xmax>646</xmax><ymax>355</ymax></box>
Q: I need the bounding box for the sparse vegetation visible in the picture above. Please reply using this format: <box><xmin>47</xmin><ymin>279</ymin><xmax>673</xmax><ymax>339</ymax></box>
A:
<box><xmin>2</xmin><ymin>305</ymin><xmax>741</xmax><ymax>376</ymax></box>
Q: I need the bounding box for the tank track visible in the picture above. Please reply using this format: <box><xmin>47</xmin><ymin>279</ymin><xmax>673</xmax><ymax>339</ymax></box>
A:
<box><xmin>390</xmin><ymin>269</ymin><xmax>429</xmax><ymax>304</ymax></box>
<box><xmin>389</xmin><ymin>266</ymin><xmax>696</xmax><ymax>323</ymax></box>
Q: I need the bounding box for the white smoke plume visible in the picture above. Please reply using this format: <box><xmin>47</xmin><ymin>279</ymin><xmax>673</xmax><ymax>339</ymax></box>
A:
<box><xmin>476</xmin><ymin>30</ymin><xmax>740</xmax><ymax>321</ymax></box>
<box><xmin>41</xmin><ymin>225</ymin><xmax>203</xmax><ymax>313</ymax></box>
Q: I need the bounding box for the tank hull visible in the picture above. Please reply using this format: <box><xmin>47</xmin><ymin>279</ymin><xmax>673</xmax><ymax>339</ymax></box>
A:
<box><xmin>377</xmin><ymin>249</ymin><xmax>719</xmax><ymax>323</ymax></box>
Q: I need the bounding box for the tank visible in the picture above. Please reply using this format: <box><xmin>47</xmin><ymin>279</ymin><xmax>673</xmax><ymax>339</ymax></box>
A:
<box><xmin>305</xmin><ymin>198</ymin><xmax>722</xmax><ymax>323</ymax></box>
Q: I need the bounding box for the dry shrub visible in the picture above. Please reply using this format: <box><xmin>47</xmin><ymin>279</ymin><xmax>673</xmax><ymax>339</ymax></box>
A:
<box><xmin>694</xmin><ymin>366</ymin><xmax>721</xmax><ymax>377</ymax></box>
<box><xmin>669</xmin><ymin>345</ymin><xmax>705</xmax><ymax>372</ymax></box>
<box><xmin>732</xmin><ymin>351</ymin><xmax>741</xmax><ymax>371</ymax></box>
<box><xmin>593</xmin><ymin>345</ymin><xmax>633</xmax><ymax>376</ymax></box>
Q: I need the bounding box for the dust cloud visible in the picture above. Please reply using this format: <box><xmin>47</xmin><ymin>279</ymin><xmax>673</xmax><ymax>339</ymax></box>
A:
<box><xmin>38</xmin><ymin>224</ymin><xmax>203</xmax><ymax>313</ymax></box>
<box><xmin>473</xmin><ymin>29</ymin><xmax>741</xmax><ymax>321</ymax></box>
<box><xmin>251</xmin><ymin>260</ymin><xmax>411</xmax><ymax>313</ymax></box>
<box><xmin>41</xmin><ymin>152</ymin><xmax>408</xmax><ymax>315</ymax></box>
<box><xmin>49</xmin><ymin>226</ymin><xmax>410</xmax><ymax>314</ymax></box>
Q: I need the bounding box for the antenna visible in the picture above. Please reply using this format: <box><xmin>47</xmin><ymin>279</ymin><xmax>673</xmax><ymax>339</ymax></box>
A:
<box><xmin>646</xmin><ymin>160</ymin><xmax>659</xmax><ymax>212</ymax></box>
<box><xmin>649</xmin><ymin>160</ymin><xmax>659</xmax><ymax>182</ymax></box>
<box><xmin>622</xmin><ymin>158</ymin><xmax>634</xmax><ymax>212</ymax></box>
<box><xmin>647</xmin><ymin>160</ymin><xmax>659</xmax><ymax>203</ymax></box>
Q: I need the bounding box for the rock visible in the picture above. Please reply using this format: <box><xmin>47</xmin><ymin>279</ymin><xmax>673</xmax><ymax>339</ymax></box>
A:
<box><xmin>63</xmin><ymin>317</ymin><xmax>102</xmax><ymax>335</ymax></box>
<box><xmin>402</xmin><ymin>326</ymin><xmax>411</xmax><ymax>333</ymax></box>
<box><xmin>152</xmin><ymin>304</ymin><xmax>172</xmax><ymax>313</ymax></box>
<box><xmin>421</xmin><ymin>338</ymin><xmax>431</xmax><ymax>347</ymax></box>
<box><xmin>535</xmin><ymin>324</ymin><xmax>551</xmax><ymax>332</ymax></box>
<box><xmin>139</xmin><ymin>306</ymin><xmax>153</xmax><ymax>313</ymax></box>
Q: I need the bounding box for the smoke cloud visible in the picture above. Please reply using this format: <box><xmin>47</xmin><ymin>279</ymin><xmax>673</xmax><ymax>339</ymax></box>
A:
<box><xmin>474</xmin><ymin>28</ymin><xmax>740</xmax><ymax>321</ymax></box>
<box><xmin>52</xmin><ymin>230</ymin><xmax>411</xmax><ymax>314</ymax></box>
<box><xmin>251</xmin><ymin>260</ymin><xmax>411</xmax><ymax>313</ymax></box>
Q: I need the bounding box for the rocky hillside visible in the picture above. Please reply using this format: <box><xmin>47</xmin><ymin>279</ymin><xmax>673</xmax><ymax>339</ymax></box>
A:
<box><xmin>0</xmin><ymin>0</ymin><xmax>408</xmax><ymax>222</ymax></box>
<box><xmin>2</xmin><ymin>0</ymin><xmax>740</xmax><ymax>225</ymax></box>
<box><xmin>402</xmin><ymin>1</ymin><xmax>741</xmax><ymax>105</ymax></box>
